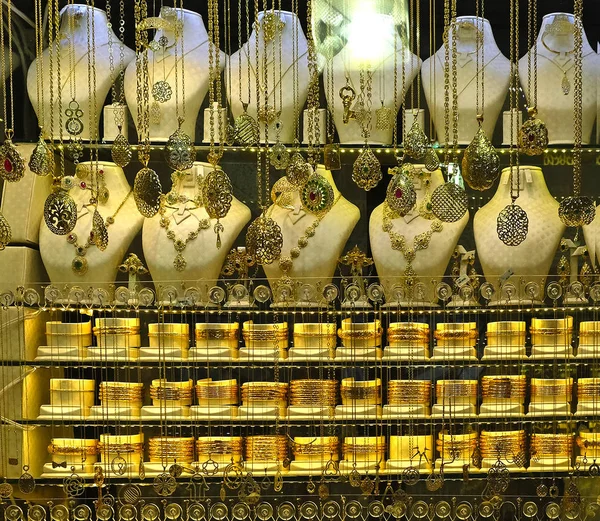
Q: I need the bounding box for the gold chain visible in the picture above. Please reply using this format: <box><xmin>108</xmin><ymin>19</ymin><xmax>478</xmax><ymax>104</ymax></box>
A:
<box><xmin>572</xmin><ymin>0</ymin><xmax>583</xmax><ymax>195</ymax></box>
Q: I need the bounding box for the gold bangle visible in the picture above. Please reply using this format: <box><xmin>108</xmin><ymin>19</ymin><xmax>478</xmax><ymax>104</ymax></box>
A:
<box><xmin>93</xmin><ymin>327</ymin><xmax>140</xmax><ymax>335</ymax></box>
<box><xmin>195</xmin><ymin>329</ymin><xmax>239</xmax><ymax>341</ymax></box>
<box><xmin>338</xmin><ymin>328</ymin><xmax>382</xmax><ymax>340</ymax></box>
<box><xmin>98</xmin><ymin>442</ymin><xmax>144</xmax><ymax>454</ymax></box>
<box><xmin>48</xmin><ymin>443</ymin><xmax>98</xmax><ymax>455</ymax></box>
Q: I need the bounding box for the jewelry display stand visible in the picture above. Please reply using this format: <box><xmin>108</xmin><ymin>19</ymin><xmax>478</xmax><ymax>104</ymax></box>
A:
<box><xmin>288</xmin><ymin>406</ymin><xmax>335</xmax><ymax>419</ymax></box>
<box><xmin>37</xmin><ymin>406</ymin><xmax>90</xmax><ymax>421</ymax></box>
<box><xmin>335</xmin><ymin>405</ymin><xmax>382</xmax><ymax>420</ymax></box>
<box><xmin>142</xmin><ymin>162</ymin><xmax>250</xmax><ymax>302</ymax></box>
<box><xmin>334</xmin><ymin>347</ymin><xmax>382</xmax><ymax>361</ymax></box>
<box><xmin>518</xmin><ymin>12</ymin><xmax>600</xmax><ymax>144</ymax></box>
<box><xmin>382</xmin><ymin>404</ymin><xmax>430</xmax><ymax>419</ymax></box>
<box><xmin>286</xmin><ymin>347</ymin><xmax>335</xmax><ymax>361</ymax></box>
<box><xmin>432</xmin><ymin>323</ymin><xmax>478</xmax><ymax>360</ymax></box>
<box><xmin>39</xmin><ymin>161</ymin><xmax>143</xmax><ymax>296</ymax></box>
<box><xmin>189</xmin><ymin>406</ymin><xmax>238</xmax><ymax>419</ymax></box>
<box><xmin>387</xmin><ymin>435</ymin><xmax>434</xmax><ymax>471</ymax></box>
<box><xmin>188</xmin><ymin>346</ymin><xmax>238</xmax><ymax>361</ymax></box>
<box><xmin>479</xmin><ymin>401</ymin><xmax>524</xmax><ymax>417</ymax></box>
<box><xmin>238</xmin><ymin>406</ymin><xmax>287</xmax><ymax>421</ymax></box>
<box><xmin>140</xmin><ymin>405</ymin><xmax>191</xmax><ymax>419</ymax></box>
<box><xmin>339</xmin><ymin>460</ymin><xmax>385</xmax><ymax>473</ymax></box>
<box><xmin>243</xmin><ymin>461</ymin><xmax>286</xmax><ymax>473</ymax></box>
<box><xmin>528</xmin><ymin>401</ymin><xmax>571</xmax><ymax>416</ymax></box>
<box><xmin>85</xmin><ymin>346</ymin><xmax>139</xmax><ymax>361</ymax></box>
<box><xmin>383</xmin><ymin>345</ymin><xmax>429</xmax><ymax>360</ymax></box>
<box><xmin>124</xmin><ymin>8</ymin><xmax>224</xmax><ymax>142</ymax></box>
<box><xmin>324</xmin><ymin>14</ymin><xmax>420</xmax><ymax>145</ymax></box>
<box><xmin>289</xmin><ymin>460</ymin><xmax>337</xmax><ymax>473</ymax></box>
<box><xmin>226</xmin><ymin>11</ymin><xmax>309</xmax><ymax>143</ymax></box>
<box><xmin>138</xmin><ymin>347</ymin><xmax>189</xmax><ymax>361</ymax></box>
<box><xmin>474</xmin><ymin>166</ymin><xmax>564</xmax><ymax>305</ymax></box>
<box><xmin>370</xmin><ymin>168</ymin><xmax>468</xmax><ymax>307</ymax></box>
<box><xmin>422</xmin><ymin>17</ymin><xmax>510</xmax><ymax>144</ymax></box>
<box><xmin>264</xmin><ymin>167</ymin><xmax>359</xmax><ymax>306</ymax></box>
<box><xmin>527</xmin><ymin>458</ymin><xmax>571</xmax><ymax>472</ymax></box>
<box><xmin>26</xmin><ymin>5</ymin><xmax>135</xmax><ymax>141</ymax></box>
<box><xmin>238</xmin><ymin>347</ymin><xmax>288</xmax><ymax>360</ymax></box>
<box><xmin>89</xmin><ymin>405</ymin><xmax>141</xmax><ymax>420</ymax></box>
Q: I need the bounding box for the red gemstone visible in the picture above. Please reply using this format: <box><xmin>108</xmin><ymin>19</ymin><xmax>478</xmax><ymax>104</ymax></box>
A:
<box><xmin>80</xmin><ymin>181</ymin><xmax>87</xmax><ymax>189</ymax></box>
<box><xmin>528</xmin><ymin>134</ymin><xmax>534</xmax><ymax>142</ymax></box>
<box><xmin>4</xmin><ymin>158</ymin><xmax>12</xmax><ymax>173</ymax></box>
<box><xmin>395</xmin><ymin>188</ymin><xmax>403</xmax><ymax>198</ymax></box>
<box><xmin>309</xmin><ymin>191</ymin><xmax>317</xmax><ymax>201</ymax></box>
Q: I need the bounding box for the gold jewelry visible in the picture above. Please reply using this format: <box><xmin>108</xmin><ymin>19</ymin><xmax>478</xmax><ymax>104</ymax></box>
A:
<box><xmin>150</xmin><ymin>381</ymin><xmax>194</xmax><ymax>402</ymax></box>
<box><xmin>148</xmin><ymin>437</ymin><xmax>195</xmax><ymax>464</ymax></box>
<box><xmin>385</xmin><ymin>164</ymin><xmax>417</xmax><ymax>217</ymax></box>
<box><xmin>196</xmin><ymin>379</ymin><xmax>239</xmax><ymax>403</ymax></box>
<box><xmin>387</xmin><ymin>380</ymin><xmax>431</xmax><ymax>405</ymax></box>
<box><xmin>290</xmin><ymin>379</ymin><xmax>338</xmax><ymax>407</ymax></box>
<box><xmin>481</xmin><ymin>375</ymin><xmax>527</xmax><ymax>400</ymax></box>
<box><xmin>382</xmin><ymin>202</ymin><xmax>443</xmax><ymax>286</ymax></box>
<box><xmin>245</xmin><ymin>435</ymin><xmax>288</xmax><ymax>461</ymax></box>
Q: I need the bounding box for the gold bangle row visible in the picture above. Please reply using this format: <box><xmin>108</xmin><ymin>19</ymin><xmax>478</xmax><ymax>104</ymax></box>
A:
<box><xmin>243</xmin><ymin>330</ymin><xmax>289</xmax><ymax>342</ymax></box>
<box><xmin>530</xmin><ymin>434</ymin><xmax>573</xmax><ymax>456</ymax></box>
<box><xmin>196</xmin><ymin>383</ymin><xmax>239</xmax><ymax>401</ymax></box>
<box><xmin>196</xmin><ymin>439</ymin><xmax>243</xmax><ymax>456</ymax></box>
<box><xmin>292</xmin><ymin>438</ymin><xmax>339</xmax><ymax>456</ymax></box>
<box><xmin>434</xmin><ymin>330</ymin><xmax>478</xmax><ymax>340</ymax></box>
<box><xmin>529</xmin><ymin>327</ymin><xmax>573</xmax><ymax>335</ymax></box>
<box><xmin>195</xmin><ymin>329</ymin><xmax>239</xmax><ymax>341</ymax></box>
<box><xmin>342</xmin><ymin>444</ymin><xmax>386</xmax><ymax>455</ymax></box>
<box><xmin>340</xmin><ymin>386</ymin><xmax>381</xmax><ymax>401</ymax></box>
<box><xmin>93</xmin><ymin>327</ymin><xmax>140</xmax><ymax>335</ymax></box>
<box><xmin>150</xmin><ymin>386</ymin><xmax>194</xmax><ymax>401</ymax></box>
<box><xmin>99</xmin><ymin>384</ymin><xmax>144</xmax><ymax>402</ymax></box>
<box><xmin>148</xmin><ymin>437</ymin><xmax>195</xmax><ymax>463</ymax></box>
<box><xmin>481</xmin><ymin>377</ymin><xmax>527</xmax><ymax>399</ymax></box>
<box><xmin>436</xmin><ymin>381</ymin><xmax>478</xmax><ymax>399</ymax></box>
<box><xmin>576</xmin><ymin>436</ymin><xmax>600</xmax><ymax>449</ymax></box>
<box><xmin>290</xmin><ymin>380</ymin><xmax>338</xmax><ymax>407</ymax></box>
<box><xmin>241</xmin><ymin>383</ymin><xmax>288</xmax><ymax>402</ymax></box>
<box><xmin>48</xmin><ymin>443</ymin><xmax>98</xmax><ymax>455</ymax></box>
<box><xmin>244</xmin><ymin>436</ymin><xmax>288</xmax><ymax>461</ymax></box>
<box><xmin>98</xmin><ymin>442</ymin><xmax>144</xmax><ymax>454</ymax></box>
<box><xmin>338</xmin><ymin>329</ymin><xmax>382</xmax><ymax>341</ymax></box>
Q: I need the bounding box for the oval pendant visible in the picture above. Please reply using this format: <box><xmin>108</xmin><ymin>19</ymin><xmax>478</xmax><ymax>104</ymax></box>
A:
<box><xmin>44</xmin><ymin>190</ymin><xmax>77</xmax><ymax>235</ymax></box>
<box><xmin>164</xmin><ymin>127</ymin><xmax>196</xmax><ymax>171</ymax></box>
<box><xmin>202</xmin><ymin>169</ymin><xmax>233</xmax><ymax>219</ymax></box>
<box><xmin>92</xmin><ymin>209</ymin><xmax>109</xmax><ymax>251</ymax></box>
<box><xmin>385</xmin><ymin>166</ymin><xmax>417</xmax><ymax>217</ymax></box>
<box><xmin>430</xmin><ymin>182</ymin><xmax>468</xmax><ymax>223</ymax></box>
<box><xmin>558</xmin><ymin>195</ymin><xmax>596</xmax><ymax>227</ymax></box>
<box><xmin>111</xmin><ymin>132</ymin><xmax>133</xmax><ymax>167</ymax></box>
<box><xmin>301</xmin><ymin>174</ymin><xmax>335</xmax><ymax>215</ymax></box>
<box><xmin>404</xmin><ymin>120</ymin><xmax>429</xmax><ymax>160</ymax></box>
<box><xmin>286</xmin><ymin>152</ymin><xmax>312</xmax><ymax>188</ymax></box>
<box><xmin>497</xmin><ymin>203</ymin><xmax>529</xmax><ymax>246</ymax></box>
<box><xmin>133</xmin><ymin>167</ymin><xmax>162</xmax><ymax>217</ymax></box>
<box><xmin>518</xmin><ymin>113</ymin><xmax>549</xmax><ymax>156</ymax></box>
<box><xmin>246</xmin><ymin>214</ymin><xmax>283</xmax><ymax>265</ymax></box>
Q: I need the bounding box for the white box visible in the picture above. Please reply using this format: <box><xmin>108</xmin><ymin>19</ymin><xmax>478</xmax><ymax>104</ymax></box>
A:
<box><xmin>0</xmin><ymin>246</ymin><xmax>48</xmax><ymax>294</ymax></box>
<box><xmin>1</xmin><ymin>143</ymin><xmax>53</xmax><ymax>246</ymax></box>
<box><xmin>0</xmin><ymin>306</ymin><xmax>47</xmax><ymax>361</ymax></box>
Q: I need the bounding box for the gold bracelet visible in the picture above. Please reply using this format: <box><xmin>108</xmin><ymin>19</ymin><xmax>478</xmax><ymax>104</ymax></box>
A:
<box><xmin>196</xmin><ymin>329</ymin><xmax>239</xmax><ymax>341</ymax></box>
<box><xmin>98</xmin><ymin>442</ymin><xmax>144</xmax><ymax>454</ymax></box>
<box><xmin>338</xmin><ymin>328</ymin><xmax>382</xmax><ymax>340</ymax></box>
<box><xmin>48</xmin><ymin>443</ymin><xmax>98</xmax><ymax>455</ymax></box>
<box><xmin>93</xmin><ymin>326</ymin><xmax>140</xmax><ymax>335</ymax></box>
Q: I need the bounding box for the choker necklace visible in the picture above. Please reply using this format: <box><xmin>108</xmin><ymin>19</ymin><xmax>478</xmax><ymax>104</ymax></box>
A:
<box><xmin>382</xmin><ymin>202</ymin><xmax>443</xmax><ymax>287</ymax></box>
<box><xmin>277</xmin><ymin>193</ymin><xmax>341</xmax><ymax>284</ymax></box>
<box><xmin>67</xmin><ymin>189</ymin><xmax>133</xmax><ymax>275</ymax></box>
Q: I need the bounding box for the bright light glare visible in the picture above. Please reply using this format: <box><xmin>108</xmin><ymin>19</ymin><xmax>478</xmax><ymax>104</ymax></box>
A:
<box><xmin>346</xmin><ymin>10</ymin><xmax>395</xmax><ymax>64</ymax></box>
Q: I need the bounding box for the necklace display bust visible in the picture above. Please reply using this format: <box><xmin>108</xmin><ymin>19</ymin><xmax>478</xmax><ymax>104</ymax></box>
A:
<box><xmin>39</xmin><ymin>161</ymin><xmax>142</xmax><ymax>290</ymax></box>
<box><xmin>142</xmin><ymin>162</ymin><xmax>250</xmax><ymax>300</ymax></box>
<box><xmin>324</xmin><ymin>13</ymin><xmax>420</xmax><ymax>145</ymax></box>
<box><xmin>474</xmin><ymin>166</ymin><xmax>565</xmax><ymax>305</ymax></box>
<box><xmin>226</xmin><ymin>10</ymin><xmax>309</xmax><ymax>144</ymax></box>
<box><xmin>27</xmin><ymin>5</ymin><xmax>135</xmax><ymax>141</ymax></box>
<box><xmin>263</xmin><ymin>167</ymin><xmax>360</xmax><ymax>304</ymax></box>
<box><xmin>518</xmin><ymin>12</ymin><xmax>600</xmax><ymax>144</ymax></box>
<box><xmin>422</xmin><ymin>17</ymin><xmax>510</xmax><ymax>145</ymax></box>
<box><xmin>124</xmin><ymin>8</ymin><xmax>224</xmax><ymax>143</ymax></box>
<box><xmin>369</xmin><ymin>166</ymin><xmax>468</xmax><ymax>307</ymax></box>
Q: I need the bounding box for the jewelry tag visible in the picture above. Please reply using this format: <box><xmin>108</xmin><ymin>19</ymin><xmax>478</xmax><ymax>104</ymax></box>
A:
<box><xmin>403</xmin><ymin>210</ymin><xmax>419</xmax><ymax>224</ymax></box>
<box><xmin>456</xmin><ymin>274</ymin><xmax>471</xmax><ymax>288</ymax></box>
<box><xmin>499</xmin><ymin>268</ymin><xmax>514</xmax><ymax>283</ymax></box>
<box><xmin>288</xmin><ymin>206</ymin><xmax>307</xmax><ymax>224</ymax></box>
<box><xmin>525</xmin><ymin>170</ymin><xmax>533</xmax><ymax>183</ymax></box>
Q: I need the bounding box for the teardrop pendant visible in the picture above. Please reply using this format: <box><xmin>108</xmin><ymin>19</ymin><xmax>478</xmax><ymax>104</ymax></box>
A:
<box><xmin>562</xmin><ymin>72</ymin><xmax>571</xmax><ymax>95</ymax></box>
<box><xmin>352</xmin><ymin>146</ymin><xmax>382</xmax><ymax>191</ymax></box>
<box><xmin>29</xmin><ymin>135</ymin><xmax>54</xmax><ymax>176</ymax></box>
<box><xmin>111</xmin><ymin>130</ymin><xmax>133</xmax><ymax>167</ymax></box>
<box><xmin>0</xmin><ymin>210</ymin><xmax>11</xmax><ymax>249</ymax></box>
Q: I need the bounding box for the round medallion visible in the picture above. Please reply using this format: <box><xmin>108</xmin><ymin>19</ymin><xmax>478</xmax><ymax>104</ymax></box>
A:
<box><xmin>478</xmin><ymin>502</ymin><xmax>494</xmax><ymax>518</ymax></box>
<box><xmin>522</xmin><ymin>502</ymin><xmax>538</xmax><ymax>518</ymax></box>
<box><xmin>256</xmin><ymin>503</ymin><xmax>273</xmax><ymax>521</ymax></box>
<box><xmin>50</xmin><ymin>506</ymin><xmax>68</xmax><ymax>521</ymax></box>
<box><xmin>435</xmin><ymin>501</ymin><xmax>451</xmax><ymax>519</ymax></box>
<box><xmin>253</xmin><ymin>284</ymin><xmax>271</xmax><ymax>303</ymax></box>
<box><xmin>95</xmin><ymin>505</ymin><xmax>113</xmax><ymax>521</ymax></box>
<box><xmin>322</xmin><ymin>501</ymin><xmax>340</xmax><ymax>519</ymax></box>
<box><xmin>153</xmin><ymin>472</ymin><xmax>177</xmax><ymax>496</ymax></box>
<box><xmin>72</xmin><ymin>506</ymin><xmax>91</xmax><ymax>521</ymax></box>
<box><xmin>412</xmin><ymin>501</ymin><xmax>429</xmax><ymax>519</ymax></box>
<box><xmin>278</xmin><ymin>503</ymin><xmax>296</xmax><ymax>521</ymax></box>
<box><xmin>402</xmin><ymin>466</ymin><xmax>420</xmax><ymax>486</ymax></box>
<box><xmin>545</xmin><ymin>503</ymin><xmax>560</xmax><ymax>520</ymax></box>
<box><xmin>455</xmin><ymin>503</ymin><xmax>473</xmax><ymax>521</ymax></box>
<box><xmin>63</xmin><ymin>472</ymin><xmax>84</xmax><ymax>497</ymax></box>
<box><xmin>5</xmin><ymin>506</ymin><xmax>23</xmax><ymax>521</ymax></box>
<box><xmin>435</xmin><ymin>282</ymin><xmax>453</xmax><ymax>302</ymax></box>
<box><xmin>164</xmin><ymin>504</ymin><xmax>182</xmax><ymax>520</ymax></box>
<box><xmin>44</xmin><ymin>190</ymin><xmax>77</xmax><ymax>235</ymax></box>
<box><xmin>322</xmin><ymin>283</ymin><xmax>338</xmax><ymax>303</ymax></box>
<box><xmin>246</xmin><ymin>215</ymin><xmax>283</xmax><ymax>265</ymax></box>
<box><xmin>27</xmin><ymin>505</ymin><xmax>46</xmax><ymax>521</ymax></box>
<box><xmin>18</xmin><ymin>468</ymin><xmax>35</xmax><ymax>494</ymax></box>
<box><xmin>118</xmin><ymin>506</ymin><xmax>136</xmax><ymax>521</ymax></box>
<box><xmin>152</xmin><ymin>80</ymin><xmax>173</xmax><ymax>103</ymax></box>
<box><xmin>368</xmin><ymin>501</ymin><xmax>385</xmax><ymax>517</ymax></box>
<box><xmin>559</xmin><ymin>195</ymin><xmax>596</xmax><ymax>227</ymax></box>
<box><xmin>301</xmin><ymin>174</ymin><xmax>335</xmax><ymax>215</ymax></box>
<box><xmin>118</xmin><ymin>483</ymin><xmax>142</xmax><ymax>505</ymax></box>
<box><xmin>111</xmin><ymin>455</ymin><xmax>127</xmax><ymax>475</ymax></box>
<box><xmin>546</xmin><ymin>281</ymin><xmax>563</xmax><ymax>301</ymax></box>
<box><xmin>232</xmin><ymin>504</ymin><xmax>249</xmax><ymax>521</ymax></box>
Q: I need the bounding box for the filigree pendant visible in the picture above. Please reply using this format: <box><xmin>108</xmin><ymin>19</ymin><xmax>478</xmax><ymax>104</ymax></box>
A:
<box><xmin>559</xmin><ymin>195</ymin><xmax>596</xmax><ymax>227</ymax></box>
<box><xmin>562</xmin><ymin>72</ymin><xmax>570</xmax><ymax>95</ymax></box>
<box><xmin>324</xmin><ymin>142</ymin><xmax>341</xmax><ymax>171</ymax></box>
<box><xmin>150</xmin><ymin>101</ymin><xmax>162</xmax><ymax>124</ymax></box>
<box><xmin>65</xmin><ymin>100</ymin><xmax>84</xmax><ymax>136</ymax></box>
<box><xmin>173</xmin><ymin>253</ymin><xmax>187</xmax><ymax>272</ymax></box>
<box><xmin>518</xmin><ymin>108</ymin><xmax>549</xmax><ymax>156</ymax></box>
<box><xmin>29</xmin><ymin>135</ymin><xmax>54</xmax><ymax>176</ymax></box>
<box><xmin>270</xmin><ymin>143</ymin><xmax>290</xmax><ymax>170</ymax></box>
<box><xmin>44</xmin><ymin>190</ymin><xmax>77</xmax><ymax>235</ymax></box>
<box><xmin>164</xmin><ymin>127</ymin><xmax>196</xmax><ymax>171</ymax></box>
<box><xmin>111</xmin><ymin>129</ymin><xmax>133</xmax><ymax>167</ymax></box>
<box><xmin>404</xmin><ymin>120</ymin><xmax>429</xmax><ymax>160</ymax></box>
<box><xmin>133</xmin><ymin>167</ymin><xmax>162</xmax><ymax>218</ymax></box>
<box><xmin>286</xmin><ymin>152</ymin><xmax>312</xmax><ymax>188</ymax></box>
<box><xmin>301</xmin><ymin>174</ymin><xmax>335</xmax><ymax>215</ymax></box>
<box><xmin>431</xmin><ymin>182</ymin><xmax>468</xmax><ymax>223</ymax></box>
<box><xmin>234</xmin><ymin>103</ymin><xmax>259</xmax><ymax>146</ymax></box>
<box><xmin>462</xmin><ymin>126</ymin><xmax>500</xmax><ymax>191</ymax></box>
<box><xmin>497</xmin><ymin>203</ymin><xmax>529</xmax><ymax>246</ymax></box>
<box><xmin>152</xmin><ymin>80</ymin><xmax>173</xmax><ymax>103</ymax></box>
<box><xmin>352</xmin><ymin>146</ymin><xmax>382</xmax><ymax>191</ymax></box>
<box><xmin>424</xmin><ymin>148</ymin><xmax>440</xmax><ymax>171</ymax></box>
<box><xmin>92</xmin><ymin>209</ymin><xmax>109</xmax><ymax>251</ymax></box>
<box><xmin>246</xmin><ymin>214</ymin><xmax>283</xmax><ymax>265</ymax></box>
<box><xmin>0</xmin><ymin>137</ymin><xmax>25</xmax><ymax>182</ymax></box>
<box><xmin>203</xmin><ymin>169</ymin><xmax>233</xmax><ymax>220</ymax></box>
<box><xmin>0</xmin><ymin>210</ymin><xmax>11</xmax><ymax>249</ymax></box>
<box><xmin>375</xmin><ymin>103</ymin><xmax>394</xmax><ymax>131</ymax></box>
<box><xmin>71</xmin><ymin>255</ymin><xmax>88</xmax><ymax>275</ymax></box>
<box><xmin>386</xmin><ymin>166</ymin><xmax>417</xmax><ymax>217</ymax></box>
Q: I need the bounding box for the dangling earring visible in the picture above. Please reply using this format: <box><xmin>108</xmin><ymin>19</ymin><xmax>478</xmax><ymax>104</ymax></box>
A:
<box><xmin>580</xmin><ymin>248</ymin><xmax>594</xmax><ymax>288</ymax></box>
<box><xmin>557</xmin><ymin>239</ymin><xmax>570</xmax><ymax>286</ymax></box>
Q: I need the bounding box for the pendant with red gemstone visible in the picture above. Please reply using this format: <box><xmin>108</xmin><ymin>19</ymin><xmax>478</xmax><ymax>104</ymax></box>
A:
<box><xmin>0</xmin><ymin>137</ymin><xmax>25</xmax><ymax>182</ymax></box>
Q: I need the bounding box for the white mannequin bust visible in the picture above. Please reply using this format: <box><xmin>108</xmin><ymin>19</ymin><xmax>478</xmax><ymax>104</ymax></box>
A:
<box><xmin>518</xmin><ymin>13</ymin><xmax>600</xmax><ymax>144</ymax></box>
<box><xmin>583</xmin><ymin>206</ymin><xmax>600</xmax><ymax>272</ymax></box>
<box><xmin>27</xmin><ymin>5</ymin><xmax>135</xmax><ymax>141</ymax></box>
<box><xmin>324</xmin><ymin>13</ymin><xmax>420</xmax><ymax>145</ymax></box>
<box><xmin>369</xmin><ymin>166</ymin><xmax>468</xmax><ymax>307</ymax></box>
<box><xmin>124</xmin><ymin>8</ymin><xmax>225</xmax><ymax>143</ymax></box>
<box><xmin>225</xmin><ymin>11</ymin><xmax>309</xmax><ymax>144</ymax></box>
<box><xmin>142</xmin><ymin>162</ymin><xmax>251</xmax><ymax>300</ymax></box>
<box><xmin>474</xmin><ymin>166</ymin><xmax>565</xmax><ymax>305</ymax></box>
<box><xmin>422</xmin><ymin>17</ymin><xmax>510</xmax><ymax>145</ymax></box>
<box><xmin>263</xmin><ymin>166</ymin><xmax>360</xmax><ymax>302</ymax></box>
<box><xmin>39</xmin><ymin>161</ymin><xmax>143</xmax><ymax>290</ymax></box>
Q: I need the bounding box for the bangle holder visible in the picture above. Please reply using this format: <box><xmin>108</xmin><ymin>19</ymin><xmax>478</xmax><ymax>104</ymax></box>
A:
<box><xmin>37</xmin><ymin>321</ymin><xmax>92</xmax><ymax>361</ymax></box>
<box><xmin>140</xmin><ymin>323</ymin><xmax>190</xmax><ymax>360</ymax></box>
<box><xmin>530</xmin><ymin>317</ymin><xmax>574</xmax><ymax>359</ymax></box>
<box><xmin>576</xmin><ymin>321</ymin><xmax>600</xmax><ymax>357</ymax></box>
<box><xmin>432</xmin><ymin>322</ymin><xmax>478</xmax><ymax>360</ymax></box>
<box><xmin>482</xmin><ymin>321</ymin><xmax>527</xmax><ymax>360</ymax></box>
<box><xmin>38</xmin><ymin>379</ymin><xmax>96</xmax><ymax>420</ymax></box>
<box><xmin>386</xmin><ymin>435</ymin><xmax>433</xmax><ymax>471</ymax></box>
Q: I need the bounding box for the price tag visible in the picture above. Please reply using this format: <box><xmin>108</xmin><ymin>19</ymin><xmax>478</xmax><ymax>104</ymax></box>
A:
<box><xmin>456</xmin><ymin>275</ymin><xmax>470</xmax><ymax>288</ymax></box>
<box><xmin>499</xmin><ymin>269</ymin><xmax>514</xmax><ymax>283</ymax></box>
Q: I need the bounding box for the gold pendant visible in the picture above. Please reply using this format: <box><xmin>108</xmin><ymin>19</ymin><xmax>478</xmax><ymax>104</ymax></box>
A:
<box><xmin>44</xmin><ymin>189</ymin><xmax>78</xmax><ymax>235</ymax></box>
<box><xmin>270</xmin><ymin>143</ymin><xmax>290</xmax><ymax>169</ymax></box>
<box><xmin>92</xmin><ymin>209</ymin><xmax>109</xmax><ymax>251</ymax></box>
<box><xmin>246</xmin><ymin>214</ymin><xmax>283</xmax><ymax>265</ymax></box>
<box><xmin>430</xmin><ymin>182</ymin><xmax>468</xmax><ymax>223</ymax></box>
<box><xmin>301</xmin><ymin>173</ymin><xmax>335</xmax><ymax>215</ymax></box>
<box><xmin>29</xmin><ymin>135</ymin><xmax>54</xmax><ymax>176</ymax></box>
<box><xmin>404</xmin><ymin>120</ymin><xmax>429</xmax><ymax>160</ymax></box>
<box><xmin>352</xmin><ymin>146</ymin><xmax>382</xmax><ymax>191</ymax></box>
<box><xmin>424</xmin><ymin>148</ymin><xmax>440</xmax><ymax>171</ymax></box>
<box><xmin>559</xmin><ymin>195</ymin><xmax>596</xmax><ymax>227</ymax></box>
<box><xmin>518</xmin><ymin>108</ymin><xmax>549</xmax><ymax>156</ymax></box>
<box><xmin>286</xmin><ymin>152</ymin><xmax>312</xmax><ymax>188</ymax></box>
<box><xmin>150</xmin><ymin>101</ymin><xmax>162</xmax><ymax>124</ymax></box>
<box><xmin>462</xmin><ymin>125</ymin><xmax>500</xmax><ymax>191</ymax></box>
<box><xmin>0</xmin><ymin>210</ymin><xmax>11</xmax><ymax>249</ymax></box>
<box><xmin>375</xmin><ymin>102</ymin><xmax>394</xmax><ymax>131</ymax></box>
<box><xmin>203</xmin><ymin>169</ymin><xmax>233</xmax><ymax>220</ymax></box>
<box><xmin>0</xmin><ymin>136</ymin><xmax>25</xmax><ymax>182</ymax></box>
<box><xmin>133</xmin><ymin>167</ymin><xmax>162</xmax><ymax>217</ymax></box>
<box><xmin>71</xmin><ymin>255</ymin><xmax>88</xmax><ymax>275</ymax></box>
<box><xmin>164</xmin><ymin>126</ymin><xmax>196</xmax><ymax>171</ymax></box>
<box><xmin>234</xmin><ymin>103</ymin><xmax>259</xmax><ymax>146</ymax></box>
<box><xmin>324</xmin><ymin>142</ymin><xmax>341</xmax><ymax>171</ymax></box>
<box><xmin>497</xmin><ymin>203</ymin><xmax>529</xmax><ymax>246</ymax></box>
<box><xmin>385</xmin><ymin>166</ymin><xmax>417</xmax><ymax>217</ymax></box>
<box><xmin>562</xmin><ymin>72</ymin><xmax>570</xmax><ymax>95</ymax></box>
<box><xmin>111</xmin><ymin>128</ymin><xmax>133</xmax><ymax>167</ymax></box>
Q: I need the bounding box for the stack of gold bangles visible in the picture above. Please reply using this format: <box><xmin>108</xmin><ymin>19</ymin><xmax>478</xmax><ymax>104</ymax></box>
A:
<box><xmin>530</xmin><ymin>317</ymin><xmax>573</xmax><ymax>344</ymax></box>
<box><xmin>577</xmin><ymin>378</ymin><xmax>600</xmax><ymax>403</ymax></box>
<box><xmin>48</xmin><ymin>440</ymin><xmax>99</xmax><ymax>456</ymax></box>
<box><xmin>148</xmin><ymin>437</ymin><xmax>195</xmax><ymax>464</ymax></box>
<box><xmin>480</xmin><ymin>430</ymin><xmax>527</xmax><ymax>460</ymax></box>
<box><xmin>530</xmin><ymin>378</ymin><xmax>573</xmax><ymax>402</ymax></box>
<box><xmin>293</xmin><ymin>323</ymin><xmax>337</xmax><ymax>349</ymax></box>
<box><xmin>244</xmin><ymin>435</ymin><xmax>288</xmax><ymax>461</ymax></box>
<box><xmin>342</xmin><ymin>437</ymin><xmax>386</xmax><ymax>459</ymax></box>
<box><xmin>99</xmin><ymin>382</ymin><xmax>144</xmax><ymax>405</ymax></box>
<box><xmin>340</xmin><ymin>378</ymin><xmax>381</xmax><ymax>405</ymax></box>
<box><xmin>434</xmin><ymin>323</ymin><xmax>478</xmax><ymax>343</ymax></box>
<box><xmin>387</xmin><ymin>322</ymin><xmax>430</xmax><ymax>345</ymax></box>
<box><xmin>98</xmin><ymin>441</ymin><xmax>144</xmax><ymax>457</ymax></box>
<box><xmin>93</xmin><ymin>318</ymin><xmax>140</xmax><ymax>337</ymax></box>
<box><xmin>241</xmin><ymin>382</ymin><xmax>288</xmax><ymax>404</ymax></box>
<box><xmin>242</xmin><ymin>321</ymin><xmax>289</xmax><ymax>344</ymax></box>
<box><xmin>481</xmin><ymin>375</ymin><xmax>527</xmax><ymax>400</ymax></box>
<box><xmin>292</xmin><ymin>436</ymin><xmax>339</xmax><ymax>459</ymax></box>
<box><xmin>485</xmin><ymin>321</ymin><xmax>526</xmax><ymax>347</ymax></box>
<box><xmin>150</xmin><ymin>379</ymin><xmax>194</xmax><ymax>403</ymax></box>
<box><xmin>576</xmin><ymin>432</ymin><xmax>600</xmax><ymax>456</ymax></box>
<box><xmin>196</xmin><ymin>437</ymin><xmax>243</xmax><ymax>460</ymax></box>
<box><xmin>436</xmin><ymin>431</ymin><xmax>478</xmax><ymax>460</ymax></box>
<box><xmin>530</xmin><ymin>433</ymin><xmax>573</xmax><ymax>459</ymax></box>
<box><xmin>195</xmin><ymin>379</ymin><xmax>239</xmax><ymax>405</ymax></box>
<box><xmin>436</xmin><ymin>380</ymin><xmax>478</xmax><ymax>402</ymax></box>
<box><xmin>387</xmin><ymin>380</ymin><xmax>431</xmax><ymax>405</ymax></box>
<box><xmin>337</xmin><ymin>319</ymin><xmax>382</xmax><ymax>346</ymax></box>
<box><xmin>195</xmin><ymin>323</ymin><xmax>239</xmax><ymax>343</ymax></box>
<box><xmin>289</xmin><ymin>379</ymin><xmax>338</xmax><ymax>407</ymax></box>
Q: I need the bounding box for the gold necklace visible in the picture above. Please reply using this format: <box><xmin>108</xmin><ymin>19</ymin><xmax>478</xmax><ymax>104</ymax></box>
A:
<box><xmin>277</xmin><ymin>193</ymin><xmax>342</xmax><ymax>284</ymax></box>
<box><xmin>382</xmin><ymin>202</ymin><xmax>443</xmax><ymax>286</ymax></box>
<box><xmin>537</xmin><ymin>51</ymin><xmax>593</xmax><ymax>95</ymax></box>
<box><xmin>67</xmin><ymin>188</ymin><xmax>133</xmax><ymax>275</ymax></box>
